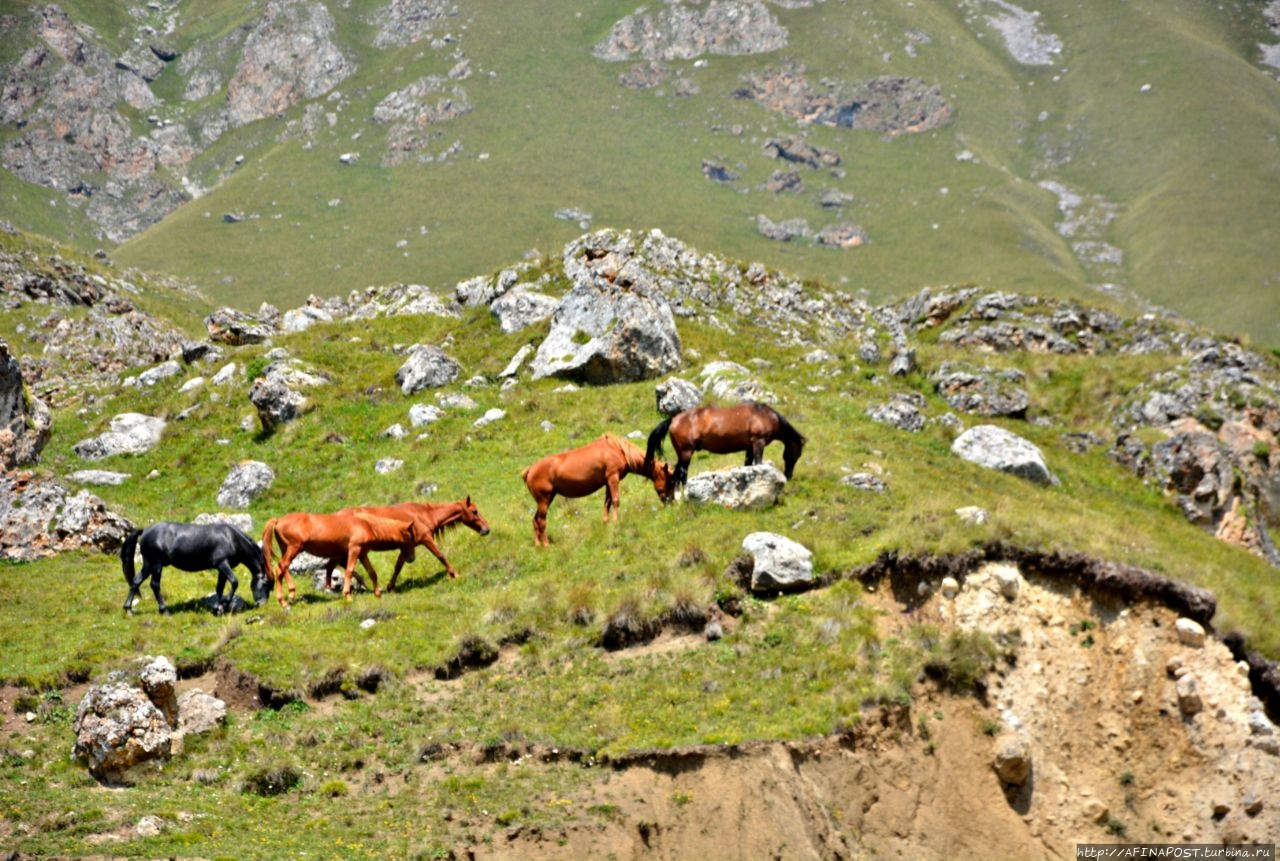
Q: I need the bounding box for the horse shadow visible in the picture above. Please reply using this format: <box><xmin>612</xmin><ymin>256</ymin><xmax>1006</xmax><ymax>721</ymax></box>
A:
<box><xmin>383</xmin><ymin>569</ymin><xmax>449</xmax><ymax>595</ymax></box>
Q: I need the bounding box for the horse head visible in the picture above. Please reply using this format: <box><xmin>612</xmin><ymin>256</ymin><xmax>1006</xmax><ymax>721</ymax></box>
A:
<box><xmin>462</xmin><ymin>495</ymin><xmax>491</xmax><ymax>536</ymax></box>
<box><xmin>650</xmin><ymin>460</ymin><xmax>677</xmax><ymax>503</ymax></box>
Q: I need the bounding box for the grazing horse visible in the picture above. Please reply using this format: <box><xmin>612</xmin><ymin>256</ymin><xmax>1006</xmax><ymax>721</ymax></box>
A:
<box><xmin>261</xmin><ymin>511</ymin><xmax>421</xmax><ymax>607</ymax></box>
<box><xmin>121</xmin><ymin>522</ymin><xmax>269</xmax><ymax>615</ymax></box>
<box><xmin>522</xmin><ymin>434</ymin><xmax>675</xmax><ymax>546</ymax></box>
<box><xmin>645</xmin><ymin>402</ymin><xmax>806</xmax><ymax>493</ymax></box>
<box><xmin>338</xmin><ymin>497</ymin><xmax>491</xmax><ymax>589</ymax></box>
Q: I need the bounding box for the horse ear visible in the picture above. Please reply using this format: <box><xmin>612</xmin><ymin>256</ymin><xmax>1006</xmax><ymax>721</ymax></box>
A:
<box><xmin>465</xmin><ymin>495</ymin><xmax>471</xmax><ymax>505</ymax></box>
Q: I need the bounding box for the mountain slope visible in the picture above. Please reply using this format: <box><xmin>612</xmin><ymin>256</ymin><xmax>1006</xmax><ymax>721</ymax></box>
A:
<box><xmin>1</xmin><ymin>0</ymin><xmax>1278</xmax><ymax>342</ymax></box>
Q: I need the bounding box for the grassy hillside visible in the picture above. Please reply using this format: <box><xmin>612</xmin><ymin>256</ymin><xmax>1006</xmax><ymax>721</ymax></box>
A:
<box><xmin>2</xmin><ymin>0</ymin><xmax>1278</xmax><ymax>343</ymax></box>
<box><xmin>4</xmin><ymin>226</ymin><xmax>1280</xmax><ymax>855</ymax></box>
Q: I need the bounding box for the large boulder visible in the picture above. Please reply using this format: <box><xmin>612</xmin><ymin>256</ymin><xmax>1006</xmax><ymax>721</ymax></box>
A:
<box><xmin>248</xmin><ymin>358</ymin><xmax>330</xmax><ymax>432</ymax></box>
<box><xmin>395</xmin><ymin>345</ymin><xmax>461</xmax><ymax>395</ymax></box>
<box><xmin>952</xmin><ymin>424</ymin><xmax>1059</xmax><ymax>486</ymax></box>
<box><xmin>686</xmin><ymin>464</ymin><xmax>787</xmax><ymax>510</ymax></box>
<box><xmin>530</xmin><ymin>233</ymin><xmax>682</xmax><ymax>384</ymax></box>
<box><xmin>72</xmin><ymin>414</ymin><xmax>166</xmax><ymax>460</ymax></box>
<box><xmin>742</xmin><ymin>531</ymin><xmax>814</xmax><ymax>593</ymax></box>
<box><xmin>655</xmin><ymin>376</ymin><xmax>702</xmax><ymax>416</ymax></box>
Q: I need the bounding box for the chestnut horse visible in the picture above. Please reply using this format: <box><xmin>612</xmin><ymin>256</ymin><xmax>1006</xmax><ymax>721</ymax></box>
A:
<box><xmin>338</xmin><ymin>497</ymin><xmax>491</xmax><ymax>588</ymax></box>
<box><xmin>261</xmin><ymin>511</ymin><xmax>421</xmax><ymax>607</ymax></box>
<box><xmin>522</xmin><ymin>434</ymin><xmax>675</xmax><ymax>546</ymax></box>
<box><xmin>645</xmin><ymin>402</ymin><xmax>806</xmax><ymax>493</ymax></box>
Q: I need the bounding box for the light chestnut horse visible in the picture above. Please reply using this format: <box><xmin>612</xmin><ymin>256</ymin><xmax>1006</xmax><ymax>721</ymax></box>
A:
<box><xmin>645</xmin><ymin>401</ymin><xmax>806</xmax><ymax>494</ymax></box>
<box><xmin>338</xmin><ymin>497</ymin><xmax>491</xmax><ymax>589</ymax></box>
<box><xmin>522</xmin><ymin>434</ymin><xmax>675</xmax><ymax>547</ymax></box>
<box><xmin>261</xmin><ymin>511</ymin><xmax>421</xmax><ymax>607</ymax></box>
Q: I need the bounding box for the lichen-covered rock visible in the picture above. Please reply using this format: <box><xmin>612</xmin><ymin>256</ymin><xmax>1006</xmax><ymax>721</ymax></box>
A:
<box><xmin>656</xmin><ymin>376</ymin><xmax>703</xmax><ymax>416</ymax></box>
<box><xmin>73</xmin><ymin>682</ymin><xmax>173</xmax><ymax>783</ymax></box>
<box><xmin>216</xmin><ymin>461</ymin><xmax>275</xmax><ymax>509</ymax></box>
<box><xmin>742</xmin><ymin>531</ymin><xmax>813</xmax><ymax>592</ymax></box>
<box><xmin>395</xmin><ymin>345</ymin><xmax>461</xmax><ymax>395</ymax></box>
<box><xmin>686</xmin><ymin>463</ymin><xmax>787</xmax><ymax>510</ymax></box>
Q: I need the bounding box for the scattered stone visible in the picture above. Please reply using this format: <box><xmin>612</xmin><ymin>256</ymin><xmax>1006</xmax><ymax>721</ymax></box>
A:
<box><xmin>216</xmin><ymin>461</ymin><xmax>275</xmax><ymax>509</ymax></box>
<box><xmin>866</xmin><ymin>393</ymin><xmax>927</xmax><ymax>432</ymax></box>
<box><xmin>1176</xmin><ymin>618</ymin><xmax>1207</xmax><ymax>647</ymax></box>
<box><xmin>955</xmin><ymin>505</ymin><xmax>989</xmax><ymax>526</ymax></box>
<box><xmin>473</xmin><ymin>408</ymin><xmax>505</xmax><ymax>428</ymax></box>
<box><xmin>73</xmin><ymin>414</ymin><xmax>166</xmax><ymax>461</ymax></box>
<box><xmin>375</xmin><ymin>458</ymin><xmax>404</xmax><ymax>475</ymax></box>
<box><xmin>409</xmin><ymin>404</ymin><xmax>446</xmax><ymax>427</ymax></box>
<box><xmin>67</xmin><ymin>470</ymin><xmax>131</xmax><ymax>486</ymax></box>
<box><xmin>840</xmin><ymin>473</ymin><xmax>887</xmax><ymax>493</ymax></box>
<box><xmin>395</xmin><ymin>345</ymin><xmax>461</xmax><ymax>395</ymax></box>
<box><xmin>490</xmin><ymin>290</ymin><xmax>560</xmax><ymax>334</ymax></box>
<box><xmin>1176</xmin><ymin>674</ymin><xmax>1203</xmax><ymax>716</ymax></box>
<box><xmin>941</xmin><ymin>577</ymin><xmax>960</xmax><ymax>598</ymax></box>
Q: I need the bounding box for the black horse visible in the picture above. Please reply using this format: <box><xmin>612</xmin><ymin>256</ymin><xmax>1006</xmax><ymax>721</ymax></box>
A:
<box><xmin>121</xmin><ymin>522</ymin><xmax>270</xmax><ymax>615</ymax></box>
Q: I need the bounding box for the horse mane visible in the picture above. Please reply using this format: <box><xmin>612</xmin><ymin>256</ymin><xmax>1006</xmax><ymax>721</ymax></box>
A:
<box><xmin>602</xmin><ymin>433</ymin><xmax>648</xmax><ymax>471</ymax></box>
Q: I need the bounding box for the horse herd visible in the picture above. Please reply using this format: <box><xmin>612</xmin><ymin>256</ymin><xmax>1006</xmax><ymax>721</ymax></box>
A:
<box><xmin>120</xmin><ymin>403</ymin><xmax>805</xmax><ymax>615</ymax></box>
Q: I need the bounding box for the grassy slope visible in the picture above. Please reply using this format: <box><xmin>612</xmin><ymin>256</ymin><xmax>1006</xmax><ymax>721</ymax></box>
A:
<box><xmin>3</xmin><ymin>245</ymin><xmax>1280</xmax><ymax>855</ymax></box>
<box><xmin>19</xmin><ymin>0</ymin><xmax>1254</xmax><ymax>344</ymax></box>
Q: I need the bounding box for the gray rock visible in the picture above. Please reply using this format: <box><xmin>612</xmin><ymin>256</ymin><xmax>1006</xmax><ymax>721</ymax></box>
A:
<box><xmin>888</xmin><ymin>347</ymin><xmax>917</xmax><ymax>377</ymax></box>
<box><xmin>0</xmin><ymin>339</ymin><xmax>51</xmax><ymax>469</ymax></box>
<box><xmin>473</xmin><ymin>408</ymin><xmax>505</xmax><ymax>428</ymax></box>
<box><xmin>655</xmin><ymin>376</ymin><xmax>703</xmax><ymax>416</ymax></box>
<box><xmin>866</xmin><ymin>393</ymin><xmax>927</xmax><ymax>432</ymax></box>
<box><xmin>742</xmin><ymin>531</ymin><xmax>813</xmax><ymax>592</ymax></box>
<box><xmin>375</xmin><ymin>458</ymin><xmax>404</xmax><ymax>474</ymax></box>
<box><xmin>138</xmin><ymin>657</ymin><xmax>178</xmax><ymax>726</ymax></box>
<box><xmin>499</xmin><ymin>344</ymin><xmax>535</xmax><ymax>379</ymax></box>
<box><xmin>490</xmin><ymin>289</ymin><xmax>560</xmax><ymax>334</ymax></box>
<box><xmin>686</xmin><ymin>463</ymin><xmax>788</xmax><ymax>510</ymax></box>
<box><xmin>395</xmin><ymin>345</ymin><xmax>461</xmax><ymax>395</ymax></box>
<box><xmin>249</xmin><ymin>374</ymin><xmax>312</xmax><ymax>432</ymax></box>
<box><xmin>73</xmin><ymin>414</ymin><xmax>166</xmax><ymax>460</ymax></box>
<box><xmin>531</xmin><ymin>238</ymin><xmax>682</xmax><ymax>384</ymax></box>
<box><xmin>840</xmin><ymin>473</ymin><xmax>887</xmax><ymax>493</ymax></box>
<box><xmin>134</xmin><ymin>360</ymin><xmax>183</xmax><ymax>387</ymax></box>
<box><xmin>952</xmin><ymin>424</ymin><xmax>1059</xmax><ymax>486</ymax></box>
<box><xmin>408</xmin><ymin>403</ymin><xmax>446</xmax><ymax>427</ymax></box>
<box><xmin>205</xmin><ymin>307</ymin><xmax>273</xmax><ymax>346</ymax></box>
<box><xmin>73</xmin><ymin>682</ymin><xmax>173</xmax><ymax>783</ymax></box>
<box><xmin>934</xmin><ymin>362</ymin><xmax>1030</xmax><ymax>418</ymax></box>
<box><xmin>67</xmin><ymin>470</ymin><xmax>131</xmax><ymax>486</ymax></box>
<box><xmin>176</xmin><ymin>690</ymin><xmax>226</xmax><ymax>738</ymax></box>
<box><xmin>216</xmin><ymin>461</ymin><xmax>275</xmax><ymax>509</ymax></box>
<box><xmin>594</xmin><ymin>0</ymin><xmax>788</xmax><ymax>61</ymax></box>
<box><xmin>193</xmin><ymin>512</ymin><xmax>253</xmax><ymax>533</ymax></box>
<box><xmin>1176</xmin><ymin>674</ymin><xmax>1203</xmax><ymax>716</ymax></box>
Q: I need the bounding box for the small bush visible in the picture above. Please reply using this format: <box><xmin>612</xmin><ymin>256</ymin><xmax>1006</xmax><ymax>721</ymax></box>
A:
<box><xmin>242</xmin><ymin>765</ymin><xmax>302</xmax><ymax>797</ymax></box>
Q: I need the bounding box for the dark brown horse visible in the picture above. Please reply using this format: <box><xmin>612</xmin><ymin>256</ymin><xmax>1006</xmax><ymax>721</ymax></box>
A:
<box><xmin>522</xmin><ymin>434</ymin><xmax>675</xmax><ymax>546</ymax></box>
<box><xmin>338</xmin><ymin>497</ymin><xmax>490</xmax><ymax>588</ymax></box>
<box><xmin>261</xmin><ymin>511</ymin><xmax>421</xmax><ymax>607</ymax></box>
<box><xmin>645</xmin><ymin>402</ymin><xmax>806</xmax><ymax>493</ymax></box>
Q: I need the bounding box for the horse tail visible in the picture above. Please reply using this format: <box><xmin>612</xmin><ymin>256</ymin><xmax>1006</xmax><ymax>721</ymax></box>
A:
<box><xmin>121</xmin><ymin>528</ymin><xmax>142</xmax><ymax>585</ymax></box>
<box><xmin>645</xmin><ymin>416</ymin><xmax>673</xmax><ymax>472</ymax></box>
<box><xmin>261</xmin><ymin>519</ymin><xmax>278</xmax><ymax>577</ymax></box>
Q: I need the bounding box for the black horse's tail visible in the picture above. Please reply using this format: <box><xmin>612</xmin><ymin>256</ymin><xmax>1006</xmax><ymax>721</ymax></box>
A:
<box><xmin>645</xmin><ymin>416</ymin><xmax>673</xmax><ymax>472</ymax></box>
<box><xmin>121</xmin><ymin>528</ymin><xmax>142</xmax><ymax>585</ymax></box>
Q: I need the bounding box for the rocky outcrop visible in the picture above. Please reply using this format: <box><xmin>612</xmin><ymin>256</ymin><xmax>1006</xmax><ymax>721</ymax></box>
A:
<box><xmin>0</xmin><ymin>471</ymin><xmax>133</xmax><ymax>561</ymax></box>
<box><xmin>933</xmin><ymin>362</ymin><xmax>1030</xmax><ymax>418</ymax></box>
<box><xmin>594</xmin><ymin>1</ymin><xmax>788</xmax><ymax>62</ymax></box>
<box><xmin>0</xmin><ymin>338</ymin><xmax>51</xmax><ymax>469</ymax></box>
<box><xmin>371</xmin><ymin>0</ymin><xmax>459</xmax><ymax>49</ymax></box>
<box><xmin>374</xmin><ymin>75</ymin><xmax>472</xmax><ymax>166</ymax></box>
<box><xmin>226</xmin><ymin>1</ymin><xmax>353</xmax><ymax>128</ymax></box>
<box><xmin>735</xmin><ymin>62</ymin><xmax>951</xmax><ymax>136</ymax></box>
<box><xmin>530</xmin><ymin>233</ymin><xmax>684</xmax><ymax>384</ymax></box>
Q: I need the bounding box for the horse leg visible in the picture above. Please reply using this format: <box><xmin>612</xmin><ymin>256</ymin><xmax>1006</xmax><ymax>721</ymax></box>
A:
<box><xmin>420</xmin><ymin>535</ymin><xmax>455</xmax><ymax>580</ymax></box>
<box><xmin>747</xmin><ymin>439</ymin><xmax>766</xmax><ymax>467</ymax></box>
<box><xmin>605</xmin><ymin>472</ymin><xmax>621</xmax><ymax>522</ymax></box>
<box><xmin>216</xmin><ymin>561</ymin><xmax>239</xmax><ymax>615</ymax></box>
<box><xmin>275</xmin><ymin>545</ymin><xmax>301</xmax><ymax>608</ymax></box>
<box><xmin>146</xmin><ymin>563</ymin><xmax>168</xmax><ymax>615</ymax></box>
<box><xmin>359</xmin><ymin>553</ymin><xmax>381</xmax><ymax>598</ymax></box>
<box><xmin>533</xmin><ymin>494</ymin><xmax>554</xmax><ymax>547</ymax></box>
